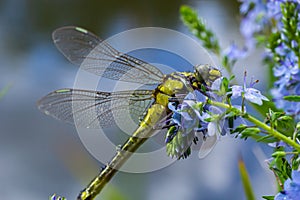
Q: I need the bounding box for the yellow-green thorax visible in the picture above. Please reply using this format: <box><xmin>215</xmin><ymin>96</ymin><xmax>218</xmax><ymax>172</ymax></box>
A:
<box><xmin>153</xmin><ymin>65</ymin><xmax>221</xmax><ymax>108</ymax></box>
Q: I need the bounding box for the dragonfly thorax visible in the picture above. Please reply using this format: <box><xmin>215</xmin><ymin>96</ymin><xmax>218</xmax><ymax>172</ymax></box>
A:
<box><xmin>153</xmin><ymin>65</ymin><xmax>221</xmax><ymax>108</ymax></box>
<box><xmin>153</xmin><ymin>73</ymin><xmax>191</xmax><ymax>107</ymax></box>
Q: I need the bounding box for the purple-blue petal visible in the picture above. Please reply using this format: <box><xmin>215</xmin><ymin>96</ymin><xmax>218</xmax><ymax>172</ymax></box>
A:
<box><xmin>275</xmin><ymin>170</ymin><xmax>300</xmax><ymax>200</ymax></box>
<box><xmin>223</xmin><ymin>44</ymin><xmax>248</xmax><ymax>61</ymax></box>
<box><xmin>274</xmin><ymin>65</ymin><xmax>287</xmax><ymax>77</ymax></box>
<box><xmin>168</xmin><ymin>102</ymin><xmax>177</xmax><ymax>112</ymax></box>
<box><xmin>274</xmin><ymin>192</ymin><xmax>291</xmax><ymax>200</ymax></box>
<box><xmin>194</xmin><ymin>90</ymin><xmax>207</xmax><ymax>102</ymax></box>
<box><xmin>244</xmin><ymin>88</ymin><xmax>269</xmax><ymax>105</ymax></box>
<box><xmin>231</xmin><ymin>85</ymin><xmax>243</xmax><ymax>98</ymax></box>
<box><xmin>292</xmin><ymin>170</ymin><xmax>300</xmax><ymax>185</ymax></box>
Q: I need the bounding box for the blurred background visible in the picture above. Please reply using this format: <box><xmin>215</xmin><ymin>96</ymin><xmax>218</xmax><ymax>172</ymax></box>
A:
<box><xmin>0</xmin><ymin>0</ymin><xmax>274</xmax><ymax>199</ymax></box>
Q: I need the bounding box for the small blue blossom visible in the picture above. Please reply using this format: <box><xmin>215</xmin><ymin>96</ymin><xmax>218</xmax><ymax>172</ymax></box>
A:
<box><xmin>223</xmin><ymin>43</ymin><xmax>248</xmax><ymax>64</ymax></box>
<box><xmin>268</xmin><ymin>140</ymin><xmax>288</xmax><ymax>148</ymax></box>
<box><xmin>165</xmin><ymin>90</ymin><xmax>223</xmax><ymax>158</ymax></box>
<box><xmin>224</xmin><ymin>1</ymin><xmax>295</xmax><ymax>68</ymax></box>
<box><xmin>167</xmin><ymin>91</ymin><xmax>207</xmax><ymax>132</ymax></box>
<box><xmin>169</xmin><ymin>90</ymin><xmax>229</xmax><ymax>136</ymax></box>
<box><xmin>230</xmin><ymin>72</ymin><xmax>269</xmax><ymax>105</ymax></box>
<box><xmin>238</xmin><ymin>0</ymin><xmax>294</xmax><ymax>49</ymax></box>
<box><xmin>269</xmin><ymin>3</ymin><xmax>300</xmax><ymax>119</ymax></box>
<box><xmin>165</xmin><ymin>91</ymin><xmax>208</xmax><ymax>143</ymax></box>
<box><xmin>209</xmin><ymin>77</ymin><xmax>247</xmax><ymax>133</ymax></box>
<box><xmin>266</xmin><ymin>0</ymin><xmax>283</xmax><ymax>20</ymax></box>
<box><xmin>275</xmin><ymin>170</ymin><xmax>300</xmax><ymax>200</ymax></box>
<box><xmin>239</xmin><ymin>0</ymin><xmax>271</xmax><ymax>49</ymax></box>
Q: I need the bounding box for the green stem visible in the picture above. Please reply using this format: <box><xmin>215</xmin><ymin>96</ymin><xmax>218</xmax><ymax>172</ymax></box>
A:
<box><xmin>207</xmin><ymin>99</ymin><xmax>300</xmax><ymax>152</ymax></box>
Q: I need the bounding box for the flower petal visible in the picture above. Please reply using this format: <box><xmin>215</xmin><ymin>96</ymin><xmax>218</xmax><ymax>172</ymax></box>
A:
<box><xmin>292</xmin><ymin>170</ymin><xmax>300</xmax><ymax>185</ymax></box>
<box><xmin>245</xmin><ymin>88</ymin><xmax>269</xmax><ymax>105</ymax></box>
<box><xmin>231</xmin><ymin>85</ymin><xmax>243</xmax><ymax>98</ymax></box>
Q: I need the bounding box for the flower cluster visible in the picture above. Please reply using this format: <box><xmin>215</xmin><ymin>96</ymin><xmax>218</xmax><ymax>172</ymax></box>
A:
<box><xmin>268</xmin><ymin>2</ymin><xmax>300</xmax><ymax>120</ymax></box>
<box><xmin>227</xmin><ymin>1</ymin><xmax>300</xmax><ymax>120</ymax></box>
<box><xmin>238</xmin><ymin>0</ymin><xmax>298</xmax><ymax>49</ymax></box>
<box><xmin>239</xmin><ymin>0</ymin><xmax>271</xmax><ymax>49</ymax></box>
<box><xmin>164</xmin><ymin>90</ymin><xmax>224</xmax><ymax>159</ymax></box>
<box><xmin>223</xmin><ymin>0</ymin><xmax>282</xmax><ymax>63</ymax></box>
<box><xmin>164</xmin><ymin>72</ymin><xmax>270</xmax><ymax>160</ymax></box>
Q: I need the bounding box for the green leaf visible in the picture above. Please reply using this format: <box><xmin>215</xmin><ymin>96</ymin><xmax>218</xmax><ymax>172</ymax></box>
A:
<box><xmin>240</xmin><ymin>127</ymin><xmax>261</xmax><ymax>136</ymax></box>
<box><xmin>256</xmin><ymin>135</ymin><xmax>277</xmax><ymax>143</ymax></box>
<box><xmin>265</xmin><ymin>109</ymin><xmax>295</xmax><ymax>137</ymax></box>
<box><xmin>262</xmin><ymin>196</ymin><xmax>274</xmax><ymax>200</ymax></box>
<box><xmin>220</xmin><ymin>77</ymin><xmax>230</xmax><ymax>94</ymax></box>
<box><xmin>283</xmin><ymin>95</ymin><xmax>300</xmax><ymax>102</ymax></box>
<box><xmin>296</xmin><ymin>122</ymin><xmax>300</xmax><ymax>130</ymax></box>
<box><xmin>238</xmin><ymin>158</ymin><xmax>255</xmax><ymax>200</ymax></box>
<box><xmin>250</xmin><ymin>99</ymin><xmax>278</xmax><ymax>118</ymax></box>
<box><xmin>272</xmin><ymin>151</ymin><xmax>287</xmax><ymax>158</ymax></box>
<box><xmin>291</xmin><ymin>155</ymin><xmax>300</xmax><ymax>170</ymax></box>
<box><xmin>270</xmin><ymin>155</ymin><xmax>292</xmax><ymax>187</ymax></box>
<box><xmin>231</xmin><ymin>124</ymin><xmax>248</xmax><ymax>134</ymax></box>
<box><xmin>276</xmin><ymin>116</ymin><xmax>295</xmax><ymax>138</ymax></box>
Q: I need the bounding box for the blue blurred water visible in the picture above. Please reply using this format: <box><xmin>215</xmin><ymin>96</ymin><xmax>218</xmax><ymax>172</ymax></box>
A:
<box><xmin>0</xmin><ymin>0</ymin><xmax>275</xmax><ymax>200</ymax></box>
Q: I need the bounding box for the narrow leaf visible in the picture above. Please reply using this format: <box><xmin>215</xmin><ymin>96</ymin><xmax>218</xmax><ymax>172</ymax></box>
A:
<box><xmin>262</xmin><ymin>196</ymin><xmax>274</xmax><ymax>200</ymax></box>
<box><xmin>238</xmin><ymin>157</ymin><xmax>256</xmax><ymax>200</ymax></box>
<box><xmin>283</xmin><ymin>95</ymin><xmax>300</xmax><ymax>102</ymax></box>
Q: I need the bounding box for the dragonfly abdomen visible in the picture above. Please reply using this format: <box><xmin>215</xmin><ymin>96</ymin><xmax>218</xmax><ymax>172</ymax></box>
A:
<box><xmin>78</xmin><ymin>103</ymin><xmax>166</xmax><ymax>200</ymax></box>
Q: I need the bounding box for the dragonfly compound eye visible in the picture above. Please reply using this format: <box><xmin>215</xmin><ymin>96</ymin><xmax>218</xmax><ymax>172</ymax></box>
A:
<box><xmin>194</xmin><ymin>64</ymin><xmax>221</xmax><ymax>87</ymax></box>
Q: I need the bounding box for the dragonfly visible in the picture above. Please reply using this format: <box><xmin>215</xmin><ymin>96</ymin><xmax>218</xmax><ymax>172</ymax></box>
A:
<box><xmin>38</xmin><ymin>26</ymin><xmax>222</xmax><ymax>200</ymax></box>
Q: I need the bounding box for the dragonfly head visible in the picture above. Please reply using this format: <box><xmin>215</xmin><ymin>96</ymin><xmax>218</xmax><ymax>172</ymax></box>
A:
<box><xmin>194</xmin><ymin>64</ymin><xmax>222</xmax><ymax>87</ymax></box>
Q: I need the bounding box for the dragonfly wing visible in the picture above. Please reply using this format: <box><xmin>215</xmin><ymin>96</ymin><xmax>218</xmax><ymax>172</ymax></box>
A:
<box><xmin>53</xmin><ymin>26</ymin><xmax>164</xmax><ymax>85</ymax></box>
<box><xmin>37</xmin><ymin>88</ymin><xmax>153</xmax><ymax>129</ymax></box>
<box><xmin>197</xmin><ymin>133</ymin><xmax>217</xmax><ymax>159</ymax></box>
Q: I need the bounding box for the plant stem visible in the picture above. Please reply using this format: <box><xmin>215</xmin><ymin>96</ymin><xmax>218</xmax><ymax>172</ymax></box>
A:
<box><xmin>207</xmin><ymin>99</ymin><xmax>300</xmax><ymax>152</ymax></box>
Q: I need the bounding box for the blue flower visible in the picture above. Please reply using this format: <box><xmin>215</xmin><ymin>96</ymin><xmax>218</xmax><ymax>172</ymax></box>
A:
<box><xmin>237</xmin><ymin>0</ymin><xmax>300</xmax><ymax>116</ymax></box>
<box><xmin>165</xmin><ymin>91</ymin><xmax>207</xmax><ymax>143</ymax></box>
<box><xmin>238</xmin><ymin>1</ymin><xmax>294</xmax><ymax>49</ymax></box>
<box><xmin>230</xmin><ymin>72</ymin><xmax>269</xmax><ymax>105</ymax></box>
<box><xmin>167</xmin><ymin>91</ymin><xmax>206</xmax><ymax>131</ymax></box>
<box><xmin>275</xmin><ymin>170</ymin><xmax>300</xmax><ymax>200</ymax></box>
<box><xmin>266</xmin><ymin>0</ymin><xmax>283</xmax><ymax>20</ymax></box>
<box><xmin>166</xmin><ymin>89</ymin><xmax>228</xmax><ymax>141</ymax></box>
<box><xmin>239</xmin><ymin>0</ymin><xmax>271</xmax><ymax>49</ymax></box>
<box><xmin>223</xmin><ymin>43</ymin><xmax>248</xmax><ymax>65</ymax></box>
<box><xmin>270</xmin><ymin>20</ymin><xmax>300</xmax><ymax>119</ymax></box>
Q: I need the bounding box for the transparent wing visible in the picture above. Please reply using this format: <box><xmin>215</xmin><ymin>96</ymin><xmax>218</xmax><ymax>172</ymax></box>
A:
<box><xmin>197</xmin><ymin>134</ymin><xmax>217</xmax><ymax>159</ymax></box>
<box><xmin>52</xmin><ymin>26</ymin><xmax>164</xmax><ymax>84</ymax></box>
<box><xmin>37</xmin><ymin>88</ymin><xmax>153</xmax><ymax>129</ymax></box>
